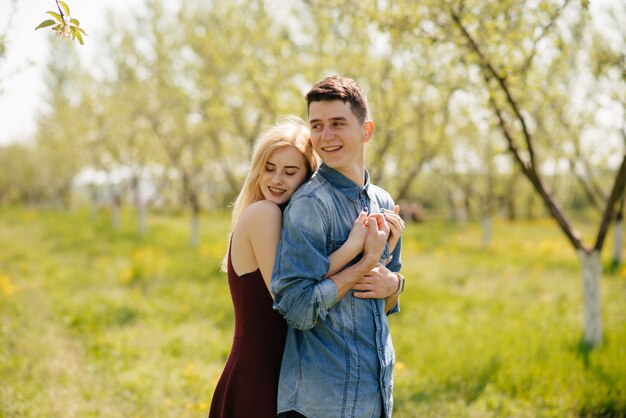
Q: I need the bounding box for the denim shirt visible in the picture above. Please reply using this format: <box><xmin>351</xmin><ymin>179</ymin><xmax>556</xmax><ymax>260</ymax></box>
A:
<box><xmin>271</xmin><ymin>163</ymin><xmax>402</xmax><ymax>418</ymax></box>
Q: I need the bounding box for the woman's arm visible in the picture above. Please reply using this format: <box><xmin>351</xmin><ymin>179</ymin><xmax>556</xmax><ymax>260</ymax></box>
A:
<box><xmin>244</xmin><ymin>204</ymin><xmax>370</xmax><ymax>293</ymax></box>
<box><xmin>237</xmin><ymin>200</ymin><xmax>283</xmax><ymax>293</ymax></box>
<box><xmin>324</xmin><ymin>209</ymin><xmax>369</xmax><ymax>278</ymax></box>
<box><xmin>326</xmin><ymin>206</ymin><xmax>405</xmax><ymax>277</ymax></box>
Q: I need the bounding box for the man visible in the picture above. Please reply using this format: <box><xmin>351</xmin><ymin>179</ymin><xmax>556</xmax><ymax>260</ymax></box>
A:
<box><xmin>271</xmin><ymin>75</ymin><xmax>404</xmax><ymax>418</ymax></box>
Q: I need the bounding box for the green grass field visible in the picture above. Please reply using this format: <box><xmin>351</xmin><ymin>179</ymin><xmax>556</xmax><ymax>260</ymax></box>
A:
<box><xmin>1</xmin><ymin>208</ymin><xmax>625</xmax><ymax>417</ymax></box>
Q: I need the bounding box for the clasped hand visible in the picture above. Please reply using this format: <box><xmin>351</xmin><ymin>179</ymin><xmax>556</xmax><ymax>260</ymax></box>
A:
<box><xmin>346</xmin><ymin>206</ymin><xmax>405</xmax><ymax>264</ymax></box>
<box><xmin>345</xmin><ymin>207</ymin><xmax>405</xmax><ymax>299</ymax></box>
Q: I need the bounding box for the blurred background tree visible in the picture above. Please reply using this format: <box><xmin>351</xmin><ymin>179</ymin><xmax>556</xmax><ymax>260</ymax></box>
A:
<box><xmin>1</xmin><ymin>0</ymin><xmax>624</xmax><ymax>346</ymax></box>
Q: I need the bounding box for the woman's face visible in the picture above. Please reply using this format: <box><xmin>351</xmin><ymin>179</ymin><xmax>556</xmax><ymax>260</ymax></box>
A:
<box><xmin>259</xmin><ymin>146</ymin><xmax>309</xmax><ymax>205</ymax></box>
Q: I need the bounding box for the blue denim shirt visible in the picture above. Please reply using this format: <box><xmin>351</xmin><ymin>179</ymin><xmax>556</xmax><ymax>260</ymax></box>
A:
<box><xmin>271</xmin><ymin>163</ymin><xmax>402</xmax><ymax>418</ymax></box>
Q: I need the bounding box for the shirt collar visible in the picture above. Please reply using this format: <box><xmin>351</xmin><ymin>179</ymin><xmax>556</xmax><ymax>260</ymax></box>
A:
<box><xmin>317</xmin><ymin>163</ymin><xmax>371</xmax><ymax>201</ymax></box>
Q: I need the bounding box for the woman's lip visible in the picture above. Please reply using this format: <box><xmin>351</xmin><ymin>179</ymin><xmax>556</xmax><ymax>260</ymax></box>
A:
<box><xmin>268</xmin><ymin>186</ymin><xmax>285</xmax><ymax>196</ymax></box>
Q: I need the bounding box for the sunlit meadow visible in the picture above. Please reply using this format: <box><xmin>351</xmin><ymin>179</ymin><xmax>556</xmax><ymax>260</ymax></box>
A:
<box><xmin>1</xmin><ymin>209</ymin><xmax>625</xmax><ymax>417</ymax></box>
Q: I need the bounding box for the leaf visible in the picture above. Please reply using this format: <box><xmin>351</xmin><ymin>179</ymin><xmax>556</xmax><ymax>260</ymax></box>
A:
<box><xmin>76</xmin><ymin>27</ymin><xmax>88</xmax><ymax>36</ymax></box>
<box><xmin>35</xmin><ymin>19</ymin><xmax>56</xmax><ymax>31</ymax></box>
<box><xmin>46</xmin><ymin>11</ymin><xmax>63</xmax><ymax>21</ymax></box>
<box><xmin>70</xmin><ymin>18</ymin><xmax>80</xmax><ymax>26</ymax></box>
<box><xmin>70</xmin><ymin>26</ymin><xmax>84</xmax><ymax>44</ymax></box>
<box><xmin>58</xmin><ymin>1</ymin><xmax>70</xmax><ymax>17</ymax></box>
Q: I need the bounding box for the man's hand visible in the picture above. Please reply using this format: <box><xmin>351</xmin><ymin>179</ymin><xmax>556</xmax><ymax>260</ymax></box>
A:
<box><xmin>351</xmin><ymin>263</ymin><xmax>399</xmax><ymax>299</ymax></box>
<box><xmin>383</xmin><ymin>205</ymin><xmax>405</xmax><ymax>254</ymax></box>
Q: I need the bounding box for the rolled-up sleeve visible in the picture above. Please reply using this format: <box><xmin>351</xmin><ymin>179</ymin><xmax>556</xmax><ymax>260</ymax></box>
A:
<box><xmin>271</xmin><ymin>196</ymin><xmax>338</xmax><ymax>329</ymax></box>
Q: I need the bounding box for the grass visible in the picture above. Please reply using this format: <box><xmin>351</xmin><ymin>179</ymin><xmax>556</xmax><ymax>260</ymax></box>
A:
<box><xmin>1</xmin><ymin>208</ymin><xmax>625</xmax><ymax>417</ymax></box>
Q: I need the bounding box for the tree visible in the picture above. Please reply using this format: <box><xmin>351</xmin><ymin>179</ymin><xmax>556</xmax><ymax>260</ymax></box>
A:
<box><xmin>360</xmin><ymin>0</ymin><xmax>624</xmax><ymax>346</ymax></box>
<box><xmin>0</xmin><ymin>143</ymin><xmax>40</xmax><ymax>205</ymax></box>
<box><xmin>35</xmin><ymin>39</ymin><xmax>88</xmax><ymax>210</ymax></box>
<box><xmin>182</xmin><ymin>0</ymin><xmax>305</xmax><ymax>201</ymax></box>
<box><xmin>84</xmin><ymin>14</ymin><xmax>166</xmax><ymax>234</ymax></box>
<box><xmin>446</xmin><ymin>0</ymin><xmax>624</xmax><ymax>346</ymax></box>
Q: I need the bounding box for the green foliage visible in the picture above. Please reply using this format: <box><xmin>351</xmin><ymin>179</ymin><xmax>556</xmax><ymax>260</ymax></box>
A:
<box><xmin>1</xmin><ymin>209</ymin><xmax>625</xmax><ymax>417</ymax></box>
<box><xmin>8</xmin><ymin>0</ymin><xmax>621</xmax><ymax>226</ymax></box>
<box><xmin>35</xmin><ymin>1</ymin><xmax>87</xmax><ymax>44</ymax></box>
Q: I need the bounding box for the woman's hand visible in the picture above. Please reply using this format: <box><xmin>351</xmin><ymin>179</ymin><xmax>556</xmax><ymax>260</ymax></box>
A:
<box><xmin>362</xmin><ymin>213</ymin><xmax>390</xmax><ymax>264</ymax></box>
<box><xmin>383</xmin><ymin>205</ymin><xmax>405</xmax><ymax>254</ymax></box>
<box><xmin>344</xmin><ymin>209</ymin><xmax>369</xmax><ymax>254</ymax></box>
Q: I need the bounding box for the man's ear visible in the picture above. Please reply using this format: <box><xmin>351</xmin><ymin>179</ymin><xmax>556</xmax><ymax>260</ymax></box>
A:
<box><xmin>362</xmin><ymin>120</ymin><xmax>374</xmax><ymax>143</ymax></box>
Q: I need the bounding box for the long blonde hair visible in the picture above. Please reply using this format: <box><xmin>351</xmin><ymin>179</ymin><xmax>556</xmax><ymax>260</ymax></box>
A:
<box><xmin>221</xmin><ymin>116</ymin><xmax>318</xmax><ymax>271</ymax></box>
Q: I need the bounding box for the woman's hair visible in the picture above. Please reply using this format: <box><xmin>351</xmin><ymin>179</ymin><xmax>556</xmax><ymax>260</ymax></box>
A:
<box><xmin>221</xmin><ymin>115</ymin><xmax>318</xmax><ymax>271</ymax></box>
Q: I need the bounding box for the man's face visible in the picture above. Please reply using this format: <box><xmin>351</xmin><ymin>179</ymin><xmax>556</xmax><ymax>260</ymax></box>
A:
<box><xmin>308</xmin><ymin>100</ymin><xmax>370</xmax><ymax>176</ymax></box>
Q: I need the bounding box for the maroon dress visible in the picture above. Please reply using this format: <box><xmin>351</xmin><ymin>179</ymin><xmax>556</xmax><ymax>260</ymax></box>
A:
<box><xmin>208</xmin><ymin>248</ymin><xmax>287</xmax><ymax>418</ymax></box>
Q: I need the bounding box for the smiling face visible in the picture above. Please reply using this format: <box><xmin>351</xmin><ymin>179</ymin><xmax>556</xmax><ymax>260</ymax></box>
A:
<box><xmin>259</xmin><ymin>146</ymin><xmax>309</xmax><ymax>205</ymax></box>
<box><xmin>308</xmin><ymin>100</ymin><xmax>373</xmax><ymax>185</ymax></box>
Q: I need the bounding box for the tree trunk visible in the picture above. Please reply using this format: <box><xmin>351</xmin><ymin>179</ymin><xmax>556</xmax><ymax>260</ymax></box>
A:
<box><xmin>89</xmin><ymin>184</ymin><xmax>99</xmax><ymax>222</ymax></box>
<box><xmin>612</xmin><ymin>218</ymin><xmax>623</xmax><ymax>270</ymax></box>
<box><xmin>137</xmin><ymin>203</ymin><xmax>147</xmax><ymax>236</ymax></box>
<box><xmin>395</xmin><ymin>161</ymin><xmax>424</xmax><ymax>201</ymax></box>
<box><xmin>111</xmin><ymin>202</ymin><xmax>120</xmax><ymax>231</ymax></box>
<box><xmin>611</xmin><ymin>200</ymin><xmax>624</xmax><ymax>271</ymax></box>
<box><xmin>108</xmin><ymin>177</ymin><xmax>123</xmax><ymax>230</ymax></box>
<box><xmin>133</xmin><ymin>176</ymin><xmax>147</xmax><ymax>236</ymax></box>
<box><xmin>190</xmin><ymin>211</ymin><xmax>200</xmax><ymax>248</ymax></box>
<box><xmin>455</xmin><ymin>189</ymin><xmax>468</xmax><ymax>228</ymax></box>
<box><xmin>578</xmin><ymin>250</ymin><xmax>603</xmax><ymax>346</ymax></box>
<box><xmin>504</xmin><ymin>176</ymin><xmax>518</xmax><ymax>220</ymax></box>
<box><xmin>481</xmin><ymin>216</ymin><xmax>492</xmax><ymax>247</ymax></box>
<box><xmin>189</xmin><ymin>189</ymin><xmax>201</xmax><ymax>248</ymax></box>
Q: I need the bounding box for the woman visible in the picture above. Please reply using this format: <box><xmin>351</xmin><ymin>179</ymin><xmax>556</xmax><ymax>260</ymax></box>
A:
<box><xmin>208</xmin><ymin>116</ymin><xmax>403</xmax><ymax>418</ymax></box>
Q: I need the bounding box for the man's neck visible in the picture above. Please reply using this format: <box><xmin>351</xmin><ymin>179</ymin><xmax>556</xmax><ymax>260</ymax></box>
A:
<box><xmin>335</xmin><ymin>164</ymin><xmax>366</xmax><ymax>187</ymax></box>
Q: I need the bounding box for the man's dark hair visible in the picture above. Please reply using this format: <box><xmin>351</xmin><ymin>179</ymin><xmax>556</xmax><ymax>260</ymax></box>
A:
<box><xmin>306</xmin><ymin>75</ymin><xmax>369</xmax><ymax>124</ymax></box>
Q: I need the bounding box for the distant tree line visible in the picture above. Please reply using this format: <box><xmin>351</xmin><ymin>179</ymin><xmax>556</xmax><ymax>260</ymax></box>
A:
<box><xmin>1</xmin><ymin>0</ymin><xmax>624</xmax><ymax>345</ymax></box>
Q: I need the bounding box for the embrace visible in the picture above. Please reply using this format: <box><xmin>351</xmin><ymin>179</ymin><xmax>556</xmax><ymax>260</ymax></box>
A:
<box><xmin>209</xmin><ymin>75</ymin><xmax>406</xmax><ymax>418</ymax></box>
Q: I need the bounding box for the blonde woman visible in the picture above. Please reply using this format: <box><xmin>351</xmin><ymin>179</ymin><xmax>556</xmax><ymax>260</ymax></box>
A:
<box><xmin>209</xmin><ymin>116</ymin><xmax>401</xmax><ymax>418</ymax></box>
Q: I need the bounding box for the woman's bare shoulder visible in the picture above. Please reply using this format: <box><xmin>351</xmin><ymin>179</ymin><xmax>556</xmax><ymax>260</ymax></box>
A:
<box><xmin>239</xmin><ymin>200</ymin><xmax>282</xmax><ymax>227</ymax></box>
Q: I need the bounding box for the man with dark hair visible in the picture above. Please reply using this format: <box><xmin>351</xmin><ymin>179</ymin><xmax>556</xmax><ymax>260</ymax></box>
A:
<box><xmin>271</xmin><ymin>75</ymin><xmax>405</xmax><ymax>418</ymax></box>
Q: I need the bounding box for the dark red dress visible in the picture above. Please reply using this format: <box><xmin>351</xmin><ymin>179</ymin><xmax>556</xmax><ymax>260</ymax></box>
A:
<box><xmin>208</xmin><ymin>248</ymin><xmax>287</xmax><ymax>418</ymax></box>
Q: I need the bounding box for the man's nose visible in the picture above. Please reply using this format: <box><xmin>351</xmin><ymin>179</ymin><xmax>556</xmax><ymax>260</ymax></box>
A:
<box><xmin>322</xmin><ymin>125</ymin><xmax>333</xmax><ymax>140</ymax></box>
